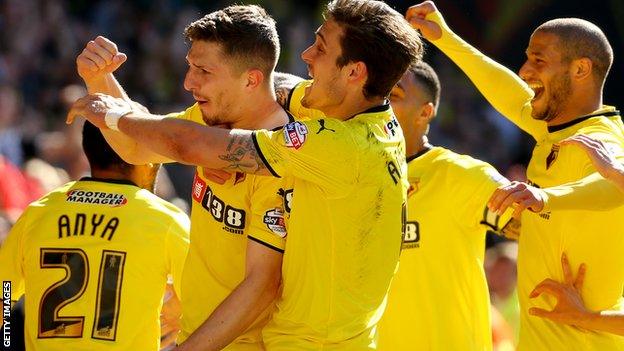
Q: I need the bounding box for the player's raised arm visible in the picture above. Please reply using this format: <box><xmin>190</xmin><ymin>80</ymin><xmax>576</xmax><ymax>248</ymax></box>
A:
<box><xmin>67</xmin><ymin>94</ymin><xmax>271</xmax><ymax>175</ymax></box>
<box><xmin>406</xmin><ymin>2</ymin><xmax>541</xmax><ymax>137</ymax></box>
<box><xmin>77</xmin><ymin>36</ymin><xmax>175</xmax><ymax>165</ymax></box>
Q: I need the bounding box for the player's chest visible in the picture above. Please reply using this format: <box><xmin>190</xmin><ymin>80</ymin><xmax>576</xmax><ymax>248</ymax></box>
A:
<box><xmin>190</xmin><ymin>172</ymin><xmax>250</xmax><ymax>235</ymax></box>
<box><xmin>527</xmin><ymin>139</ymin><xmax>588</xmax><ymax>187</ymax></box>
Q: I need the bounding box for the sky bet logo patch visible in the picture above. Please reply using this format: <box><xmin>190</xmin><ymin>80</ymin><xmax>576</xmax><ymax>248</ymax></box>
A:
<box><xmin>283</xmin><ymin>122</ymin><xmax>308</xmax><ymax>149</ymax></box>
<box><xmin>263</xmin><ymin>208</ymin><xmax>287</xmax><ymax>237</ymax></box>
<box><xmin>66</xmin><ymin>190</ymin><xmax>127</xmax><ymax>207</ymax></box>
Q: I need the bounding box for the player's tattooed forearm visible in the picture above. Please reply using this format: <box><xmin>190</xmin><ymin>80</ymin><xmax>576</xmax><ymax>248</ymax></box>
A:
<box><xmin>218</xmin><ymin>132</ymin><xmax>266</xmax><ymax>174</ymax></box>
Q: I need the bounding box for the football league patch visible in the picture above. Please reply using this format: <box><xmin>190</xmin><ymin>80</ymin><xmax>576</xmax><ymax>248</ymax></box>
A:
<box><xmin>263</xmin><ymin>207</ymin><xmax>287</xmax><ymax>237</ymax></box>
<box><xmin>283</xmin><ymin>122</ymin><xmax>308</xmax><ymax>149</ymax></box>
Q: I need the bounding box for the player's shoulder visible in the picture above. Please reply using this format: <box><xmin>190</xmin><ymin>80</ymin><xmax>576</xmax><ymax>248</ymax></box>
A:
<box><xmin>287</xmin><ymin>80</ymin><xmax>326</xmax><ymax>120</ymax></box>
<box><xmin>165</xmin><ymin>103</ymin><xmax>202</xmax><ymax>123</ymax></box>
<box><xmin>288</xmin><ymin>79</ymin><xmax>311</xmax><ymax>110</ymax></box>
<box><xmin>427</xmin><ymin>147</ymin><xmax>505</xmax><ymax>184</ymax></box>
<box><xmin>136</xmin><ymin>189</ymin><xmax>188</xmax><ymax>221</ymax></box>
<box><xmin>430</xmin><ymin>147</ymin><xmax>492</xmax><ymax>170</ymax></box>
<box><xmin>574</xmin><ymin>107</ymin><xmax>623</xmax><ymax>134</ymax></box>
<box><xmin>13</xmin><ymin>181</ymin><xmax>77</xmax><ymax>226</ymax></box>
<box><xmin>26</xmin><ymin>180</ymin><xmax>77</xmax><ymax>209</ymax></box>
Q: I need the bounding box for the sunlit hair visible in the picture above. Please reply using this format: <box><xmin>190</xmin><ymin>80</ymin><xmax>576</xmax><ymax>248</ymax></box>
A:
<box><xmin>325</xmin><ymin>0</ymin><xmax>423</xmax><ymax>100</ymax></box>
<box><xmin>184</xmin><ymin>5</ymin><xmax>280</xmax><ymax>77</ymax></box>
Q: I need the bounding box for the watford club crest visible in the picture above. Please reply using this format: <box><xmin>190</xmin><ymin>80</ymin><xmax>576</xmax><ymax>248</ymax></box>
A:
<box><xmin>546</xmin><ymin>144</ymin><xmax>560</xmax><ymax>169</ymax></box>
<box><xmin>407</xmin><ymin>178</ymin><xmax>420</xmax><ymax>197</ymax></box>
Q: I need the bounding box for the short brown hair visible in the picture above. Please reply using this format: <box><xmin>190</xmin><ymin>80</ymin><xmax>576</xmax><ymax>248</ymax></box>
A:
<box><xmin>184</xmin><ymin>5</ymin><xmax>280</xmax><ymax>77</ymax></box>
<box><xmin>325</xmin><ymin>0</ymin><xmax>423</xmax><ymax>100</ymax></box>
<box><xmin>536</xmin><ymin>18</ymin><xmax>613</xmax><ymax>85</ymax></box>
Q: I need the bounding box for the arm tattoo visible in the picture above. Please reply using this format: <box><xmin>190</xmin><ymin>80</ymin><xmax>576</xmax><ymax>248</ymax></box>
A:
<box><xmin>274</xmin><ymin>72</ymin><xmax>304</xmax><ymax>108</ymax></box>
<box><xmin>218</xmin><ymin>132</ymin><xmax>266</xmax><ymax>174</ymax></box>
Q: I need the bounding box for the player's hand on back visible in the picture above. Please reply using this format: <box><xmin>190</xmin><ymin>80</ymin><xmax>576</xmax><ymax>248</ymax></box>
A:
<box><xmin>559</xmin><ymin>135</ymin><xmax>624</xmax><ymax>182</ymax></box>
<box><xmin>77</xmin><ymin>36</ymin><xmax>127</xmax><ymax>83</ymax></box>
<box><xmin>487</xmin><ymin>181</ymin><xmax>547</xmax><ymax>219</ymax></box>
<box><xmin>405</xmin><ymin>1</ymin><xmax>443</xmax><ymax>41</ymax></box>
<box><xmin>67</xmin><ymin>93</ymin><xmax>133</xmax><ymax>128</ymax></box>
<box><xmin>528</xmin><ymin>253</ymin><xmax>589</xmax><ymax>327</ymax></box>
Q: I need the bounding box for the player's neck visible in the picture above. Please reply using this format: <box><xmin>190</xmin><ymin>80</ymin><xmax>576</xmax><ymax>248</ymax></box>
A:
<box><xmin>407</xmin><ymin>133</ymin><xmax>430</xmax><ymax>157</ymax></box>
<box><xmin>90</xmin><ymin>169</ymin><xmax>134</xmax><ymax>184</ymax></box>
<box><xmin>547</xmin><ymin>91</ymin><xmax>603</xmax><ymax>127</ymax></box>
<box><xmin>232</xmin><ymin>91</ymin><xmax>287</xmax><ymax>130</ymax></box>
<box><xmin>323</xmin><ymin>94</ymin><xmax>385</xmax><ymax>121</ymax></box>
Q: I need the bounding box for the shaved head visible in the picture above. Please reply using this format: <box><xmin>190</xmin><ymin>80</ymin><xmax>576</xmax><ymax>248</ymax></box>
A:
<box><xmin>535</xmin><ymin>18</ymin><xmax>613</xmax><ymax>85</ymax></box>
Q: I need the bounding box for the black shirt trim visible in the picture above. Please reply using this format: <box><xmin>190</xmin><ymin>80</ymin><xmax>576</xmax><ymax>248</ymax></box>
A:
<box><xmin>360</xmin><ymin>101</ymin><xmax>391</xmax><ymax>114</ymax></box>
<box><xmin>406</xmin><ymin>145</ymin><xmax>433</xmax><ymax>163</ymax></box>
<box><xmin>286</xmin><ymin>81</ymin><xmax>304</xmax><ymax>111</ymax></box>
<box><xmin>547</xmin><ymin>110</ymin><xmax>620</xmax><ymax>133</ymax></box>
<box><xmin>79</xmin><ymin>177</ymin><xmax>138</xmax><ymax>187</ymax></box>
<box><xmin>248</xmin><ymin>235</ymin><xmax>285</xmax><ymax>254</ymax></box>
<box><xmin>251</xmin><ymin>132</ymin><xmax>280</xmax><ymax>178</ymax></box>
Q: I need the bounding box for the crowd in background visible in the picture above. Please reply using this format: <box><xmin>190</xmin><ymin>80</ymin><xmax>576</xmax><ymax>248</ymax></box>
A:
<box><xmin>2</xmin><ymin>0</ymin><xmax>621</xmax><ymax>347</ymax></box>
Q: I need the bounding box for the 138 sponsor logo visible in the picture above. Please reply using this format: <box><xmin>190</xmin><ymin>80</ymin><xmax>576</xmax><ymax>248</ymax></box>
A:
<box><xmin>192</xmin><ymin>174</ymin><xmax>246</xmax><ymax>234</ymax></box>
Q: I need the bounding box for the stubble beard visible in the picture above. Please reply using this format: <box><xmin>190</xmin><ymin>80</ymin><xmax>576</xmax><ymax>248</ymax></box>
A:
<box><xmin>533</xmin><ymin>72</ymin><xmax>572</xmax><ymax>122</ymax></box>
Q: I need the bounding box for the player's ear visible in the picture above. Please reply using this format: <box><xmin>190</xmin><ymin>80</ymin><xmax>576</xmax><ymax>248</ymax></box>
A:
<box><xmin>419</xmin><ymin>102</ymin><xmax>435</xmax><ymax>122</ymax></box>
<box><xmin>245</xmin><ymin>69</ymin><xmax>264</xmax><ymax>90</ymax></box>
<box><xmin>571</xmin><ymin>57</ymin><xmax>592</xmax><ymax>81</ymax></box>
<box><xmin>347</xmin><ymin>61</ymin><xmax>367</xmax><ymax>84</ymax></box>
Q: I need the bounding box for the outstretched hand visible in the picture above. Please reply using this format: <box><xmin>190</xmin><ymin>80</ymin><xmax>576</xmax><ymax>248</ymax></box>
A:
<box><xmin>405</xmin><ymin>1</ymin><xmax>443</xmax><ymax>41</ymax></box>
<box><xmin>559</xmin><ymin>135</ymin><xmax>624</xmax><ymax>182</ymax></box>
<box><xmin>487</xmin><ymin>181</ymin><xmax>546</xmax><ymax>219</ymax></box>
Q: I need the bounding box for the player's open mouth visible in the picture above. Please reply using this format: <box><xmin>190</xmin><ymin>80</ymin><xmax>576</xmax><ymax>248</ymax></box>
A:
<box><xmin>528</xmin><ymin>82</ymin><xmax>544</xmax><ymax>102</ymax></box>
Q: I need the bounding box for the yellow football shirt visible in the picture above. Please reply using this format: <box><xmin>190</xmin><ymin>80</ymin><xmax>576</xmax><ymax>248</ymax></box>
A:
<box><xmin>518</xmin><ymin>109</ymin><xmax>624</xmax><ymax>351</ymax></box>
<box><xmin>254</xmin><ymin>81</ymin><xmax>408</xmax><ymax>350</ymax></box>
<box><xmin>169</xmin><ymin>104</ymin><xmax>289</xmax><ymax>350</ymax></box>
<box><xmin>0</xmin><ymin>178</ymin><xmax>190</xmax><ymax>351</ymax></box>
<box><xmin>377</xmin><ymin>146</ymin><xmax>511</xmax><ymax>351</ymax></box>
<box><xmin>427</xmin><ymin>11</ymin><xmax>624</xmax><ymax>349</ymax></box>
